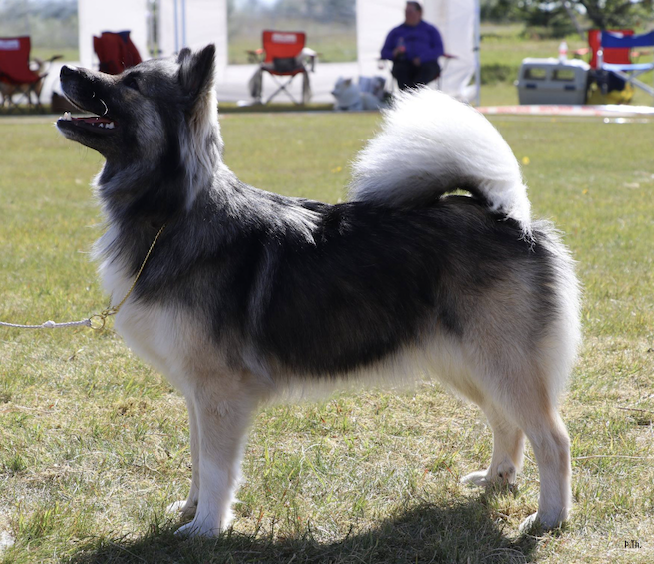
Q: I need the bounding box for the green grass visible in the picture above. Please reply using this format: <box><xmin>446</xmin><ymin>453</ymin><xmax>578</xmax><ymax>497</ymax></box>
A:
<box><xmin>30</xmin><ymin>48</ymin><xmax>79</xmax><ymax>64</ymax></box>
<box><xmin>0</xmin><ymin>112</ymin><xmax>653</xmax><ymax>563</ymax></box>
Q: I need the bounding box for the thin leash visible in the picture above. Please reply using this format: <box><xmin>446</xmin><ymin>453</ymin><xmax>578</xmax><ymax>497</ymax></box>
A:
<box><xmin>0</xmin><ymin>224</ymin><xmax>166</xmax><ymax>332</ymax></box>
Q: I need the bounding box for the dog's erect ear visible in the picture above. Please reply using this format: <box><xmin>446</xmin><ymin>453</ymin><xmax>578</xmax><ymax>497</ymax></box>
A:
<box><xmin>178</xmin><ymin>44</ymin><xmax>216</xmax><ymax>104</ymax></box>
<box><xmin>177</xmin><ymin>47</ymin><xmax>192</xmax><ymax>64</ymax></box>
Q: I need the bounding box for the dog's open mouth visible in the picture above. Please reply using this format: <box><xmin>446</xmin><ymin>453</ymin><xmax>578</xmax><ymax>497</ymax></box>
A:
<box><xmin>57</xmin><ymin>111</ymin><xmax>117</xmax><ymax>134</ymax></box>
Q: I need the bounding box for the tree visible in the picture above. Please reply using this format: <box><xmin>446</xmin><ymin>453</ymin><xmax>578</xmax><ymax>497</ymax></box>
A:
<box><xmin>481</xmin><ymin>0</ymin><xmax>651</xmax><ymax>29</ymax></box>
<box><xmin>480</xmin><ymin>0</ymin><xmax>521</xmax><ymax>22</ymax></box>
<box><xmin>576</xmin><ymin>0</ymin><xmax>649</xmax><ymax>29</ymax></box>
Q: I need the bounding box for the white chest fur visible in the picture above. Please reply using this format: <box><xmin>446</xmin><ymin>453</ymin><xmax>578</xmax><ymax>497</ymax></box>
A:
<box><xmin>99</xmin><ymin>256</ymin><xmax>199</xmax><ymax>396</ymax></box>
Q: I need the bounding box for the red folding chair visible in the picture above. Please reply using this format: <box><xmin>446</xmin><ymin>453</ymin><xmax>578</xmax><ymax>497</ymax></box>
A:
<box><xmin>257</xmin><ymin>31</ymin><xmax>313</xmax><ymax>104</ymax></box>
<box><xmin>588</xmin><ymin>29</ymin><xmax>633</xmax><ymax>69</ymax></box>
<box><xmin>93</xmin><ymin>31</ymin><xmax>142</xmax><ymax>75</ymax></box>
<box><xmin>585</xmin><ymin>29</ymin><xmax>636</xmax><ymax>99</ymax></box>
<box><xmin>0</xmin><ymin>36</ymin><xmax>46</xmax><ymax>110</ymax></box>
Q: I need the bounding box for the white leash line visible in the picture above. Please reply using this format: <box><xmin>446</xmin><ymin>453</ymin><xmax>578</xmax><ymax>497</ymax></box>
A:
<box><xmin>0</xmin><ymin>224</ymin><xmax>166</xmax><ymax>333</ymax></box>
<box><xmin>0</xmin><ymin>319</ymin><xmax>93</xmax><ymax>330</ymax></box>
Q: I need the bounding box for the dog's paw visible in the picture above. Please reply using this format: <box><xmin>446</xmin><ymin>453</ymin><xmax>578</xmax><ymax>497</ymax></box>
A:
<box><xmin>462</xmin><ymin>462</ymin><xmax>516</xmax><ymax>487</ymax></box>
<box><xmin>166</xmin><ymin>500</ymin><xmax>186</xmax><ymax>514</ymax></box>
<box><xmin>520</xmin><ymin>507</ymin><xmax>568</xmax><ymax>533</ymax></box>
<box><xmin>518</xmin><ymin>512</ymin><xmax>542</xmax><ymax>534</ymax></box>
<box><xmin>461</xmin><ymin>469</ymin><xmax>491</xmax><ymax>487</ymax></box>
<box><xmin>496</xmin><ymin>461</ymin><xmax>516</xmax><ymax>484</ymax></box>
<box><xmin>174</xmin><ymin>518</ymin><xmax>220</xmax><ymax>538</ymax></box>
<box><xmin>166</xmin><ymin>500</ymin><xmax>197</xmax><ymax>520</ymax></box>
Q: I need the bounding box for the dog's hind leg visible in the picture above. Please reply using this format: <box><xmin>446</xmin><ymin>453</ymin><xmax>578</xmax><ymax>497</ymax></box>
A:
<box><xmin>457</xmin><ymin>362</ymin><xmax>571</xmax><ymax>530</ymax></box>
<box><xmin>175</xmin><ymin>377</ymin><xmax>255</xmax><ymax>538</ymax></box>
<box><xmin>167</xmin><ymin>396</ymin><xmax>200</xmax><ymax>519</ymax></box>
<box><xmin>482</xmin><ymin>361</ymin><xmax>571</xmax><ymax>530</ymax></box>
<box><xmin>461</xmin><ymin>403</ymin><xmax>525</xmax><ymax>487</ymax></box>
<box><xmin>516</xmin><ymin>404</ymin><xmax>571</xmax><ymax>531</ymax></box>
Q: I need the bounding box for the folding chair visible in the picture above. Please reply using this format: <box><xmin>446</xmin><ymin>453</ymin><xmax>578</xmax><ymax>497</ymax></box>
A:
<box><xmin>598</xmin><ymin>30</ymin><xmax>654</xmax><ymax>99</ymax></box>
<box><xmin>0</xmin><ymin>36</ymin><xmax>48</xmax><ymax>110</ymax></box>
<box><xmin>588</xmin><ymin>29</ymin><xmax>633</xmax><ymax>70</ymax></box>
<box><xmin>93</xmin><ymin>31</ymin><xmax>142</xmax><ymax>75</ymax></box>
<box><xmin>252</xmin><ymin>31</ymin><xmax>314</xmax><ymax>105</ymax></box>
<box><xmin>582</xmin><ymin>29</ymin><xmax>635</xmax><ymax>102</ymax></box>
<box><xmin>377</xmin><ymin>52</ymin><xmax>454</xmax><ymax>94</ymax></box>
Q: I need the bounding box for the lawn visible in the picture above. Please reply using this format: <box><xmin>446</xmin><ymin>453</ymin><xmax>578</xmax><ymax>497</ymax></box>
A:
<box><xmin>0</xmin><ymin>110</ymin><xmax>653</xmax><ymax>564</ymax></box>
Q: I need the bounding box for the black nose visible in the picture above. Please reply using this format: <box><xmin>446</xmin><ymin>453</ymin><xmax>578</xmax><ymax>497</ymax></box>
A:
<box><xmin>60</xmin><ymin>65</ymin><xmax>77</xmax><ymax>78</ymax></box>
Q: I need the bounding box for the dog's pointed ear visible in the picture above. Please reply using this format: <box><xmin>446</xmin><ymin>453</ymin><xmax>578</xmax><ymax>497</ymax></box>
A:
<box><xmin>177</xmin><ymin>47</ymin><xmax>192</xmax><ymax>64</ymax></box>
<box><xmin>178</xmin><ymin>44</ymin><xmax>215</xmax><ymax>103</ymax></box>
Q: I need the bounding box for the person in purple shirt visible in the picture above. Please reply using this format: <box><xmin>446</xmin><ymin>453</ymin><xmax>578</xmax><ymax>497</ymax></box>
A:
<box><xmin>381</xmin><ymin>1</ymin><xmax>444</xmax><ymax>90</ymax></box>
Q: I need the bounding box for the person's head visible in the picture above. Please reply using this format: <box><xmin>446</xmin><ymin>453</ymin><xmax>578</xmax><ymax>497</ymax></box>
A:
<box><xmin>405</xmin><ymin>1</ymin><xmax>422</xmax><ymax>26</ymax></box>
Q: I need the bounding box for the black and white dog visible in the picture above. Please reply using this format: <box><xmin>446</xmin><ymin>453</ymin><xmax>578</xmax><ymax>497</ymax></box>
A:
<box><xmin>56</xmin><ymin>45</ymin><xmax>580</xmax><ymax>537</ymax></box>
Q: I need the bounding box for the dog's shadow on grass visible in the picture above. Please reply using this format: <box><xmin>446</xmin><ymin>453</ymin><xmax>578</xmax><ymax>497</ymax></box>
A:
<box><xmin>68</xmin><ymin>497</ymin><xmax>541</xmax><ymax>564</ymax></box>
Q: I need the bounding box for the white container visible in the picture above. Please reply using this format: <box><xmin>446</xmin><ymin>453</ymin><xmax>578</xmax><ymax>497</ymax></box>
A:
<box><xmin>515</xmin><ymin>58</ymin><xmax>590</xmax><ymax>105</ymax></box>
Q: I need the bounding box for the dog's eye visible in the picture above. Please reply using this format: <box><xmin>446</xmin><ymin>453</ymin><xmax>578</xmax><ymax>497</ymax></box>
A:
<box><xmin>124</xmin><ymin>76</ymin><xmax>140</xmax><ymax>92</ymax></box>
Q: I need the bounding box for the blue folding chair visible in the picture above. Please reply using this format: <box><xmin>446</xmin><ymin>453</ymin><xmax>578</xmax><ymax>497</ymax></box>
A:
<box><xmin>598</xmin><ymin>30</ymin><xmax>654</xmax><ymax>99</ymax></box>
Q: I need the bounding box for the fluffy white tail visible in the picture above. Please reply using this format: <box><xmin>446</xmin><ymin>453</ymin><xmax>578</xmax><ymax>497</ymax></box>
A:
<box><xmin>349</xmin><ymin>89</ymin><xmax>531</xmax><ymax>233</ymax></box>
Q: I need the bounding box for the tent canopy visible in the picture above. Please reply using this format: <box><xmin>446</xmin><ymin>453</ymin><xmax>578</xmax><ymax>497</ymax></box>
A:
<box><xmin>357</xmin><ymin>0</ymin><xmax>480</xmax><ymax>101</ymax></box>
<box><xmin>78</xmin><ymin>0</ymin><xmax>479</xmax><ymax>101</ymax></box>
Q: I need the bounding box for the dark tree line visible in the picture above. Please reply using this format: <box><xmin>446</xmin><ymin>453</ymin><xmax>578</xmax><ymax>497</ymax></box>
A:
<box><xmin>482</xmin><ymin>0</ymin><xmax>652</xmax><ymax>30</ymax></box>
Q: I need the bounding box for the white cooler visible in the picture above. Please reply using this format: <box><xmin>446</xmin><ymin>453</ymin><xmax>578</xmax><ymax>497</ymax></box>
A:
<box><xmin>516</xmin><ymin>58</ymin><xmax>590</xmax><ymax>105</ymax></box>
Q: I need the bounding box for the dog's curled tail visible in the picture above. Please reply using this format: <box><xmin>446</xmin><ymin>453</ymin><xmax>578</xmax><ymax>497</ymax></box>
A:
<box><xmin>349</xmin><ymin>89</ymin><xmax>532</xmax><ymax>235</ymax></box>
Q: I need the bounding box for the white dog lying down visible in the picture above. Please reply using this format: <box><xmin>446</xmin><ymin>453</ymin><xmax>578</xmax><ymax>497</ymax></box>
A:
<box><xmin>332</xmin><ymin>77</ymin><xmax>387</xmax><ymax>111</ymax></box>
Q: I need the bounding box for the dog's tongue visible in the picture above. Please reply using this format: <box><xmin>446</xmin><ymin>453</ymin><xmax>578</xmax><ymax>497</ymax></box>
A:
<box><xmin>60</xmin><ymin>111</ymin><xmax>116</xmax><ymax>129</ymax></box>
<box><xmin>75</xmin><ymin>116</ymin><xmax>113</xmax><ymax>125</ymax></box>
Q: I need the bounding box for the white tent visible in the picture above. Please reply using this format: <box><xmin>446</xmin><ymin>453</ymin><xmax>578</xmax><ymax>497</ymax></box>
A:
<box><xmin>157</xmin><ymin>0</ymin><xmax>227</xmax><ymax>80</ymax></box>
<box><xmin>78</xmin><ymin>0</ymin><xmax>150</xmax><ymax>70</ymax></box>
<box><xmin>77</xmin><ymin>0</ymin><xmax>228</xmax><ymax>81</ymax></box>
<box><xmin>77</xmin><ymin>0</ymin><xmax>479</xmax><ymax>103</ymax></box>
<box><xmin>357</xmin><ymin>0</ymin><xmax>480</xmax><ymax>103</ymax></box>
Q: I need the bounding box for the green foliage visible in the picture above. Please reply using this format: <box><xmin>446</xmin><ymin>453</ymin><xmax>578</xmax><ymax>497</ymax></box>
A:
<box><xmin>479</xmin><ymin>63</ymin><xmax>515</xmax><ymax>85</ymax></box>
<box><xmin>577</xmin><ymin>0</ymin><xmax>652</xmax><ymax>29</ymax></box>
<box><xmin>480</xmin><ymin>0</ymin><xmax>523</xmax><ymax>22</ymax></box>
<box><xmin>0</xmin><ymin>0</ymin><xmax>78</xmax><ymax>50</ymax></box>
<box><xmin>482</xmin><ymin>1</ymin><xmax>652</xmax><ymax>36</ymax></box>
<box><xmin>520</xmin><ymin>4</ymin><xmax>577</xmax><ymax>38</ymax></box>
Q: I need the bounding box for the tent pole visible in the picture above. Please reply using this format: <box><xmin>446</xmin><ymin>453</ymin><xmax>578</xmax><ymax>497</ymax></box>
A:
<box><xmin>181</xmin><ymin>0</ymin><xmax>187</xmax><ymax>49</ymax></box>
<box><xmin>173</xmin><ymin>0</ymin><xmax>179</xmax><ymax>53</ymax></box>
<box><xmin>474</xmin><ymin>0</ymin><xmax>481</xmax><ymax>106</ymax></box>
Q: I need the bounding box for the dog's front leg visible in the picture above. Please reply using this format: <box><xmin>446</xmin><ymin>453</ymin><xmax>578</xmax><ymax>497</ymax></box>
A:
<box><xmin>175</xmin><ymin>381</ymin><xmax>253</xmax><ymax>538</ymax></box>
<box><xmin>167</xmin><ymin>396</ymin><xmax>200</xmax><ymax>519</ymax></box>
